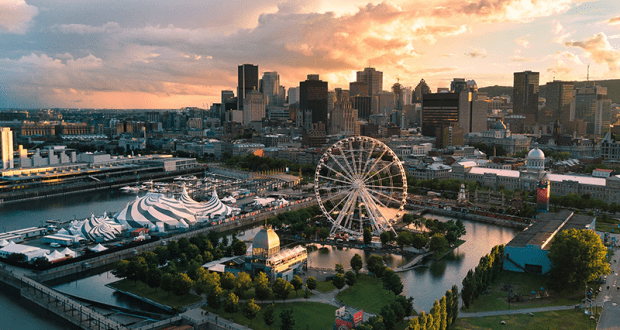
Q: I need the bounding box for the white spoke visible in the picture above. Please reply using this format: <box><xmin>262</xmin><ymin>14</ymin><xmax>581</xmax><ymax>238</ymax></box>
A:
<box><xmin>366</xmin><ymin>187</ymin><xmax>402</xmax><ymax>204</ymax></box>
<box><xmin>327</xmin><ymin>152</ymin><xmax>356</xmax><ymax>181</ymax></box>
<box><xmin>360</xmin><ymin>140</ymin><xmax>377</xmax><ymax>176</ymax></box>
<box><xmin>336</xmin><ymin>144</ymin><xmax>358</xmax><ymax>181</ymax></box>
<box><xmin>316</xmin><ymin>174</ymin><xmax>352</xmax><ymax>186</ymax></box>
<box><xmin>320</xmin><ymin>163</ymin><xmax>354</xmax><ymax>183</ymax></box>
<box><xmin>363</xmin><ymin>159</ymin><xmax>398</xmax><ymax>184</ymax></box>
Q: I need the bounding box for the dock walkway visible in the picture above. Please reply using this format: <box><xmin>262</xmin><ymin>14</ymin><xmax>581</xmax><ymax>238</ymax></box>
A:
<box><xmin>393</xmin><ymin>252</ymin><xmax>433</xmax><ymax>272</ymax></box>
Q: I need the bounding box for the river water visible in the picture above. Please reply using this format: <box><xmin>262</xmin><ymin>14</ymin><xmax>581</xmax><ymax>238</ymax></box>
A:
<box><xmin>0</xmin><ymin>189</ymin><xmax>520</xmax><ymax>327</ymax></box>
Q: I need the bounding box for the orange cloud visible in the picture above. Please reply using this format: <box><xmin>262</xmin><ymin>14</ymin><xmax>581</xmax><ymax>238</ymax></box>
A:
<box><xmin>565</xmin><ymin>33</ymin><xmax>620</xmax><ymax>72</ymax></box>
<box><xmin>0</xmin><ymin>0</ymin><xmax>38</xmax><ymax>34</ymax></box>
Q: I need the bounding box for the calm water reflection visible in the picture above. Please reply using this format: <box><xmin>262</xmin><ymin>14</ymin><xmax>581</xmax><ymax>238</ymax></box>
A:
<box><xmin>306</xmin><ymin>214</ymin><xmax>519</xmax><ymax>312</ymax></box>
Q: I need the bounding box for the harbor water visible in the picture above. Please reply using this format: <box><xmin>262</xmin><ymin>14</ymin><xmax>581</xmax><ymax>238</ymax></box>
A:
<box><xmin>0</xmin><ymin>189</ymin><xmax>520</xmax><ymax>326</ymax></box>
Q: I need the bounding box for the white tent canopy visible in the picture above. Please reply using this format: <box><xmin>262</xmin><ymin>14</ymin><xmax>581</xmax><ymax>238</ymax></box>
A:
<box><xmin>90</xmin><ymin>243</ymin><xmax>108</xmax><ymax>252</ymax></box>
<box><xmin>0</xmin><ymin>239</ymin><xmax>8</xmax><ymax>247</ymax></box>
<box><xmin>60</xmin><ymin>247</ymin><xmax>76</xmax><ymax>257</ymax></box>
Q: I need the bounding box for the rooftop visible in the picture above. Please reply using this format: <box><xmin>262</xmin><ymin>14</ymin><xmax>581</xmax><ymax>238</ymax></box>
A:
<box><xmin>507</xmin><ymin>211</ymin><xmax>595</xmax><ymax>250</ymax></box>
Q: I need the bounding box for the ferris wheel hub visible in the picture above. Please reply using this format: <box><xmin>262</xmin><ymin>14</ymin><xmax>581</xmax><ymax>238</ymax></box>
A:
<box><xmin>352</xmin><ymin>179</ymin><xmax>364</xmax><ymax>190</ymax></box>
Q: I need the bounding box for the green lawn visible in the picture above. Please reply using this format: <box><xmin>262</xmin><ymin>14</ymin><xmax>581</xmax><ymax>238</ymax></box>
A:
<box><xmin>316</xmin><ymin>280</ymin><xmax>337</xmax><ymax>293</ymax></box>
<box><xmin>202</xmin><ymin>302</ymin><xmax>337</xmax><ymax>330</ymax></box>
<box><xmin>109</xmin><ymin>279</ymin><xmax>202</xmax><ymax>309</ymax></box>
<box><xmin>452</xmin><ymin>309</ymin><xmax>598</xmax><ymax>330</ymax></box>
<box><xmin>462</xmin><ymin>272</ymin><xmax>584</xmax><ymax>313</ymax></box>
<box><xmin>336</xmin><ymin>274</ymin><xmax>399</xmax><ymax>314</ymax></box>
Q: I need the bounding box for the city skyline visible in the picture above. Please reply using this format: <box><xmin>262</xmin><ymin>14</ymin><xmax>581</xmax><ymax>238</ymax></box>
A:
<box><xmin>1</xmin><ymin>0</ymin><xmax>620</xmax><ymax>109</ymax></box>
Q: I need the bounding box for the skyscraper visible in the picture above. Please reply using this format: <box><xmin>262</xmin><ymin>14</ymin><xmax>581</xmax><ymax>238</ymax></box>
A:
<box><xmin>1</xmin><ymin>127</ymin><xmax>14</xmax><ymax>170</ymax></box>
<box><xmin>513</xmin><ymin>71</ymin><xmax>540</xmax><ymax>125</ymax></box>
<box><xmin>243</xmin><ymin>89</ymin><xmax>265</xmax><ymax>125</ymax></box>
<box><xmin>545</xmin><ymin>80</ymin><xmax>575</xmax><ymax>127</ymax></box>
<box><xmin>576</xmin><ymin>85</ymin><xmax>611</xmax><ymax>135</ymax></box>
<box><xmin>260</xmin><ymin>72</ymin><xmax>280</xmax><ymax>107</ymax></box>
<box><xmin>414</xmin><ymin>79</ymin><xmax>431</xmax><ymax>103</ymax></box>
<box><xmin>356</xmin><ymin>67</ymin><xmax>383</xmax><ymax>97</ymax></box>
<box><xmin>237</xmin><ymin>64</ymin><xmax>259</xmax><ymax>111</ymax></box>
<box><xmin>299</xmin><ymin>74</ymin><xmax>328</xmax><ymax>126</ymax></box>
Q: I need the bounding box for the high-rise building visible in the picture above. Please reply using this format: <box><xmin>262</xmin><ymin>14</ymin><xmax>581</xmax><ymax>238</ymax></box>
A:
<box><xmin>237</xmin><ymin>64</ymin><xmax>259</xmax><ymax>111</ymax></box>
<box><xmin>513</xmin><ymin>71</ymin><xmax>540</xmax><ymax>125</ymax></box>
<box><xmin>356</xmin><ymin>67</ymin><xmax>383</xmax><ymax>97</ymax></box>
<box><xmin>299</xmin><ymin>74</ymin><xmax>328</xmax><ymax>126</ymax></box>
<box><xmin>414</xmin><ymin>79</ymin><xmax>431</xmax><ymax>103</ymax></box>
<box><xmin>545</xmin><ymin>81</ymin><xmax>575</xmax><ymax>127</ymax></box>
<box><xmin>260</xmin><ymin>72</ymin><xmax>280</xmax><ymax>107</ymax></box>
<box><xmin>353</xmin><ymin>96</ymin><xmax>371</xmax><ymax>120</ymax></box>
<box><xmin>243</xmin><ymin>89</ymin><xmax>266</xmax><ymax>125</ymax></box>
<box><xmin>450</xmin><ymin>78</ymin><xmax>468</xmax><ymax>94</ymax></box>
<box><xmin>1</xmin><ymin>127</ymin><xmax>14</xmax><ymax>170</ymax></box>
<box><xmin>349</xmin><ymin>81</ymin><xmax>368</xmax><ymax>97</ymax></box>
<box><xmin>576</xmin><ymin>85</ymin><xmax>611</xmax><ymax>135</ymax></box>
<box><xmin>288</xmin><ymin>87</ymin><xmax>299</xmax><ymax>104</ymax></box>
<box><xmin>421</xmin><ymin>82</ymin><xmax>486</xmax><ymax>148</ymax></box>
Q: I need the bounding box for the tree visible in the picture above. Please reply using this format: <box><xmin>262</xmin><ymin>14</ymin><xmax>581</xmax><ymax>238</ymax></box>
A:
<box><xmin>450</xmin><ymin>284</ymin><xmax>459</xmax><ymax>324</ymax></box>
<box><xmin>367</xmin><ymin>255</ymin><xmax>386</xmax><ymax>278</ymax></box>
<box><xmin>160</xmin><ymin>273</ymin><xmax>174</xmax><ymax>295</ymax></box>
<box><xmin>279</xmin><ymin>309</ymin><xmax>295</xmax><ymax>330</ymax></box>
<box><xmin>411</xmin><ymin>233</ymin><xmax>430</xmax><ymax>250</ymax></box>
<box><xmin>303</xmin><ymin>285</ymin><xmax>311</xmax><ymax>299</ymax></box>
<box><xmin>363</xmin><ymin>228</ymin><xmax>373</xmax><ymax>246</ymax></box>
<box><xmin>127</xmin><ymin>257</ymin><xmax>148</xmax><ymax>285</ymax></box>
<box><xmin>408</xmin><ymin>317</ymin><xmax>421</xmax><ymax>330</ymax></box>
<box><xmin>291</xmin><ymin>275</ymin><xmax>304</xmax><ymax>296</ymax></box>
<box><xmin>430</xmin><ymin>300</ymin><xmax>441</xmax><ymax>330</ymax></box>
<box><xmin>232</xmin><ymin>240</ymin><xmax>247</xmax><ymax>256</ymax></box>
<box><xmin>172</xmin><ymin>273</ymin><xmax>193</xmax><ymax>296</ymax></box>
<box><xmin>272</xmin><ymin>278</ymin><xmax>294</xmax><ymax>301</ymax></box>
<box><xmin>380</xmin><ymin>305</ymin><xmax>397</xmax><ymax>330</ymax></box>
<box><xmin>318</xmin><ymin>227</ymin><xmax>330</xmax><ymax>240</ymax></box>
<box><xmin>263</xmin><ymin>304</ymin><xmax>276</xmax><ymax>330</ymax></box>
<box><xmin>224</xmin><ymin>292</ymin><xmax>239</xmax><ymax>313</ymax></box>
<box><xmin>429</xmin><ymin>233</ymin><xmax>448</xmax><ymax>252</ymax></box>
<box><xmin>145</xmin><ymin>268</ymin><xmax>163</xmax><ymax>289</ymax></box>
<box><xmin>335</xmin><ymin>263</ymin><xmax>345</xmax><ymax>274</ymax></box>
<box><xmin>380</xmin><ymin>231</ymin><xmax>392</xmax><ymax>245</ymax></box>
<box><xmin>195</xmin><ymin>270</ymin><xmax>220</xmax><ymax>296</ymax></box>
<box><xmin>333</xmin><ymin>273</ymin><xmax>346</xmax><ymax>292</ymax></box>
<box><xmin>461</xmin><ymin>269</ymin><xmax>476</xmax><ymax>308</ymax></box>
<box><xmin>382</xmin><ymin>269</ymin><xmax>403</xmax><ymax>295</ymax></box>
<box><xmin>402</xmin><ymin>213</ymin><xmax>414</xmax><ymax>225</ymax></box>
<box><xmin>306</xmin><ymin>276</ymin><xmax>317</xmax><ymax>291</ymax></box>
<box><xmin>548</xmin><ymin>228</ymin><xmax>612</xmax><ymax>291</ymax></box>
<box><xmin>243</xmin><ymin>299</ymin><xmax>261</xmax><ymax>325</ymax></box>
<box><xmin>207</xmin><ymin>285</ymin><xmax>223</xmax><ymax>309</ymax></box>
<box><xmin>221</xmin><ymin>272</ymin><xmax>236</xmax><ymax>291</ymax></box>
<box><xmin>235</xmin><ymin>272</ymin><xmax>252</xmax><ymax>298</ymax></box>
<box><xmin>112</xmin><ymin>260</ymin><xmax>130</xmax><ymax>280</ymax></box>
<box><xmin>439</xmin><ymin>296</ymin><xmax>448</xmax><ymax>330</ymax></box>
<box><xmin>396</xmin><ymin>231</ymin><xmax>413</xmax><ymax>249</ymax></box>
<box><xmin>350</xmin><ymin>254</ymin><xmax>363</xmax><ymax>276</ymax></box>
<box><xmin>345</xmin><ymin>271</ymin><xmax>357</xmax><ymax>287</ymax></box>
<box><xmin>368</xmin><ymin>316</ymin><xmax>386</xmax><ymax>330</ymax></box>
<box><xmin>254</xmin><ymin>272</ymin><xmax>271</xmax><ymax>302</ymax></box>
<box><xmin>395</xmin><ymin>295</ymin><xmax>414</xmax><ymax>319</ymax></box>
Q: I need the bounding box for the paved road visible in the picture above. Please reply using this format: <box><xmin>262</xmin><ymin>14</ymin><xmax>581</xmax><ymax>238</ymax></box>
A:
<box><xmin>597</xmin><ymin>233</ymin><xmax>620</xmax><ymax>330</ymax></box>
<box><xmin>457</xmin><ymin>305</ymin><xmax>576</xmax><ymax>318</ymax></box>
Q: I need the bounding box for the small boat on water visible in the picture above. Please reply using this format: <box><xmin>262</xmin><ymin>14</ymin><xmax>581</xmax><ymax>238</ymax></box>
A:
<box><xmin>120</xmin><ymin>185</ymin><xmax>141</xmax><ymax>194</ymax></box>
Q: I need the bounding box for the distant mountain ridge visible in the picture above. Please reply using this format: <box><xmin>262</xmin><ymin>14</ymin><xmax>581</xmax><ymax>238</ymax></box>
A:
<box><xmin>479</xmin><ymin>79</ymin><xmax>620</xmax><ymax>104</ymax></box>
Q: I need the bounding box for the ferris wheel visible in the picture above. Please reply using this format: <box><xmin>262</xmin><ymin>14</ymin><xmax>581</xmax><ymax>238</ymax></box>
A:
<box><xmin>314</xmin><ymin>136</ymin><xmax>407</xmax><ymax>237</ymax></box>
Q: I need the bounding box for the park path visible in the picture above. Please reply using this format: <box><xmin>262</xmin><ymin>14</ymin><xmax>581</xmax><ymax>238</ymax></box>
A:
<box><xmin>456</xmin><ymin>305</ymin><xmax>576</xmax><ymax>318</ymax></box>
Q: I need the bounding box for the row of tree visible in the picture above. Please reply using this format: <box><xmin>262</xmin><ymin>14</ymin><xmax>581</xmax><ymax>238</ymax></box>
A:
<box><xmin>407</xmin><ymin>284</ymin><xmax>459</xmax><ymax>330</ymax></box>
<box><xmin>461</xmin><ymin>245</ymin><xmax>504</xmax><ymax>308</ymax></box>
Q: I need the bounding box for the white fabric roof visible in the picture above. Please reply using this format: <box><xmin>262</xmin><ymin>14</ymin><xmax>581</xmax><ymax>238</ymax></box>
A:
<box><xmin>115</xmin><ymin>192</ymin><xmax>197</xmax><ymax>229</ymax></box>
<box><xmin>90</xmin><ymin>243</ymin><xmax>107</xmax><ymax>252</ymax></box>
<box><xmin>0</xmin><ymin>242</ymin><xmax>41</xmax><ymax>254</ymax></box>
<box><xmin>179</xmin><ymin>187</ymin><xmax>240</xmax><ymax>220</ymax></box>
<box><xmin>0</xmin><ymin>239</ymin><xmax>8</xmax><ymax>247</ymax></box>
<box><xmin>60</xmin><ymin>247</ymin><xmax>76</xmax><ymax>257</ymax></box>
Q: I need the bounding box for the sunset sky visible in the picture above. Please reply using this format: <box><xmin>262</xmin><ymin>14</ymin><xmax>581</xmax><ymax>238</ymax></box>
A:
<box><xmin>1</xmin><ymin>0</ymin><xmax>620</xmax><ymax>109</ymax></box>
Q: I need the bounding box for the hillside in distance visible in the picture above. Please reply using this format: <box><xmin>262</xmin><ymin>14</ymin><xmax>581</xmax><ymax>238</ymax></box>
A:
<box><xmin>479</xmin><ymin>79</ymin><xmax>620</xmax><ymax>103</ymax></box>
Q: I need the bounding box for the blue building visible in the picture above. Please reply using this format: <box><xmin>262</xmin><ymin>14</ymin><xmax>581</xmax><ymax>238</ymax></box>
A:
<box><xmin>504</xmin><ymin>210</ymin><xmax>596</xmax><ymax>275</ymax></box>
